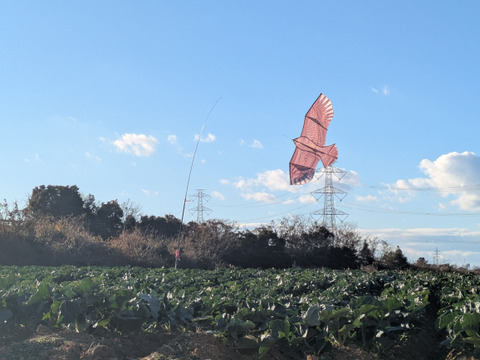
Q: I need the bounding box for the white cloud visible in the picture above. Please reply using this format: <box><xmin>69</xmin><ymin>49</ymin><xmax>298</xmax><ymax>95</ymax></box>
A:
<box><xmin>233</xmin><ymin>178</ymin><xmax>248</xmax><ymax>190</ymax></box>
<box><xmin>255</xmin><ymin>169</ymin><xmax>290</xmax><ymax>191</ymax></box>
<box><xmin>85</xmin><ymin>152</ymin><xmax>101</xmax><ymax>162</ymax></box>
<box><xmin>241</xmin><ymin>192</ymin><xmax>277</xmax><ymax>203</ymax></box>
<box><xmin>356</xmin><ymin>195</ymin><xmax>378</xmax><ymax>202</ymax></box>
<box><xmin>251</xmin><ymin>139</ymin><xmax>263</xmax><ymax>149</ymax></box>
<box><xmin>167</xmin><ymin>134</ymin><xmax>178</xmax><ymax>145</ymax></box>
<box><xmin>330</xmin><ymin>169</ymin><xmax>360</xmax><ymax>188</ymax></box>
<box><xmin>442</xmin><ymin>249</ymin><xmax>479</xmax><ymax>258</ymax></box>
<box><xmin>24</xmin><ymin>154</ymin><xmax>41</xmax><ymax>162</ymax></box>
<box><xmin>237</xmin><ymin>222</ymin><xmax>267</xmax><ymax>229</ymax></box>
<box><xmin>211</xmin><ymin>191</ymin><xmax>225</xmax><ymax>201</ymax></box>
<box><xmin>370</xmin><ymin>85</ymin><xmax>390</xmax><ymax>95</ymax></box>
<box><xmin>374</xmin><ymin>227</ymin><xmax>480</xmax><ymax>238</ymax></box>
<box><xmin>391</xmin><ymin>151</ymin><xmax>480</xmax><ymax>211</ymax></box>
<box><xmin>438</xmin><ymin>203</ymin><xmax>447</xmax><ymax>210</ymax></box>
<box><xmin>225</xmin><ymin>167</ymin><xmax>357</xmax><ymax>212</ymax></box>
<box><xmin>419</xmin><ymin>151</ymin><xmax>480</xmax><ymax>210</ymax></box>
<box><xmin>113</xmin><ymin>133</ymin><xmax>158</xmax><ymax>157</ymax></box>
<box><xmin>142</xmin><ymin>189</ymin><xmax>159</xmax><ymax>196</ymax></box>
<box><xmin>230</xmin><ymin>168</ymin><xmax>354</xmax><ymax>206</ymax></box>
<box><xmin>299</xmin><ymin>194</ymin><xmax>316</xmax><ymax>204</ymax></box>
<box><xmin>194</xmin><ymin>133</ymin><xmax>216</xmax><ymax>143</ymax></box>
<box><xmin>233</xmin><ymin>169</ymin><xmax>291</xmax><ymax>192</ymax></box>
<box><xmin>383</xmin><ymin>181</ymin><xmax>414</xmax><ymax>203</ymax></box>
<box><xmin>238</xmin><ymin>138</ymin><xmax>263</xmax><ymax>148</ymax></box>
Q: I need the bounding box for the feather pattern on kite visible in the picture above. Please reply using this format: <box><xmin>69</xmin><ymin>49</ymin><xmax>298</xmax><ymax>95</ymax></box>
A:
<box><xmin>289</xmin><ymin>93</ymin><xmax>338</xmax><ymax>185</ymax></box>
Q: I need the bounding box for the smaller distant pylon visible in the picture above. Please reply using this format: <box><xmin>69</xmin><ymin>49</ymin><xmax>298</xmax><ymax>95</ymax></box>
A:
<box><xmin>189</xmin><ymin>189</ymin><xmax>211</xmax><ymax>223</ymax></box>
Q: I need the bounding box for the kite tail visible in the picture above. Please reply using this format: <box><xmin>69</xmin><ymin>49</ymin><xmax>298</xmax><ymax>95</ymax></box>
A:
<box><xmin>320</xmin><ymin>144</ymin><xmax>338</xmax><ymax>168</ymax></box>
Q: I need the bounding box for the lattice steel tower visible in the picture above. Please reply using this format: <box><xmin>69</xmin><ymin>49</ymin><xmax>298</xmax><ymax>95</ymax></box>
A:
<box><xmin>189</xmin><ymin>189</ymin><xmax>211</xmax><ymax>223</ymax></box>
<box><xmin>311</xmin><ymin>166</ymin><xmax>348</xmax><ymax>229</ymax></box>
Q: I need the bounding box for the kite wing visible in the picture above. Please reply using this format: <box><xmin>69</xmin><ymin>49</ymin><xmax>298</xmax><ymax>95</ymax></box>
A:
<box><xmin>289</xmin><ymin>93</ymin><xmax>338</xmax><ymax>185</ymax></box>
<box><xmin>302</xmin><ymin>93</ymin><xmax>334</xmax><ymax>147</ymax></box>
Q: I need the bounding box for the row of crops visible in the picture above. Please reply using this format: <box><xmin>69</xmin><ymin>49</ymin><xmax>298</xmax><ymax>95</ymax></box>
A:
<box><xmin>1</xmin><ymin>265</ymin><xmax>480</xmax><ymax>358</ymax></box>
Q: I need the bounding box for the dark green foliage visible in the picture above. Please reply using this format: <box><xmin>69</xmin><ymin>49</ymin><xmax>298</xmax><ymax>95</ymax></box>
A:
<box><xmin>294</xmin><ymin>246</ymin><xmax>358</xmax><ymax>269</ymax></box>
<box><xmin>26</xmin><ymin>185</ymin><xmax>85</xmax><ymax>218</ymax></box>
<box><xmin>90</xmin><ymin>200</ymin><xmax>123</xmax><ymax>240</ymax></box>
<box><xmin>138</xmin><ymin>214</ymin><xmax>181</xmax><ymax>237</ymax></box>
<box><xmin>414</xmin><ymin>257</ymin><xmax>429</xmax><ymax>269</ymax></box>
<box><xmin>297</xmin><ymin>225</ymin><xmax>334</xmax><ymax>249</ymax></box>
<box><xmin>123</xmin><ymin>214</ymin><xmax>137</xmax><ymax>231</ymax></box>
<box><xmin>222</xmin><ymin>230</ymin><xmax>293</xmax><ymax>268</ymax></box>
<box><xmin>1</xmin><ymin>266</ymin><xmax>476</xmax><ymax>358</ymax></box>
<box><xmin>359</xmin><ymin>240</ymin><xmax>375</xmax><ymax>266</ymax></box>
<box><xmin>256</xmin><ymin>226</ymin><xmax>285</xmax><ymax>249</ymax></box>
<box><xmin>380</xmin><ymin>246</ymin><xmax>409</xmax><ymax>270</ymax></box>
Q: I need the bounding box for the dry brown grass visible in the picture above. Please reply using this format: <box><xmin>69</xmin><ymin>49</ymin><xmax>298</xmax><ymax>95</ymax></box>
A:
<box><xmin>110</xmin><ymin>229</ymin><xmax>170</xmax><ymax>267</ymax></box>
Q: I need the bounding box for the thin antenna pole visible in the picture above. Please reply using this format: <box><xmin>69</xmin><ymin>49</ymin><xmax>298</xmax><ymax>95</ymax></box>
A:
<box><xmin>176</xmin><ymin>97</ymin><xmax>221</xmax><ymax>269</ymax></box>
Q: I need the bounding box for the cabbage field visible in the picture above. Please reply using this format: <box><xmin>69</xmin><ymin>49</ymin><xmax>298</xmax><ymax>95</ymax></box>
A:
<box><xmin>1</xmin><ymin>265</ymin><xmax>480</xmax><ymax>359</ymax></box>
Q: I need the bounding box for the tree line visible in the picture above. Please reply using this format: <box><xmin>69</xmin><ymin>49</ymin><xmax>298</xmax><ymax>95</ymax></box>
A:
<box><xmin>0</xmin><ymin>184</ymin><xmax>414</xmax><ymax>270</ymax></box>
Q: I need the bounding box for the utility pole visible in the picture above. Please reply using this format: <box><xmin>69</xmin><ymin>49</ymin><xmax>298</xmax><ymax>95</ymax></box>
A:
<box><xmin>311</xmin><ymin>166</ymin><xmax>348</xmax><ymax>229</ymax></box>
<box><xmin>190</xmin><ymin>189</ymin><xmax>211</xmax><ymax>223</ymax></box>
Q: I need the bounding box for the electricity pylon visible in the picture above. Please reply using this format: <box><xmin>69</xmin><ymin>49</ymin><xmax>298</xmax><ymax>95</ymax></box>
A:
<box><xmin>311</xmin><ymin>166</ymin><xmax>348</xmax><ymax>229</ymax></box>
<box><xmin>189</xmin><ymin>189</ymin><xmax>211</xmax><ymax>223</ymax></box>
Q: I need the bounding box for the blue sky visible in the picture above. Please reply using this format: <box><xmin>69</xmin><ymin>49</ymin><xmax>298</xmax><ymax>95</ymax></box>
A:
<box><xmin>2</xmin><ymin>1</ymin><xmax>480</xmax><ymax>266</ymax></box>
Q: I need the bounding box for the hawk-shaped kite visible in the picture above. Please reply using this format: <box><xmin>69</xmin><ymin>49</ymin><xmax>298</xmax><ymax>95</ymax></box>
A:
<box><xmin>289</xmin><ymin>93</ymin><xmax>338</xmax><ymax>185</ymax></box>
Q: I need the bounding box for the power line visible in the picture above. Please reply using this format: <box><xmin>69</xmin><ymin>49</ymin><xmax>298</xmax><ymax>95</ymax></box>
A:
<box><xmin>359</xmin><ymin>183</ymin><xmax>480</xmax><ymax>192</ymax></box>
<box><xmin>210</xmin><ymin>182</ymin><xmax>480</xmax><ymax>211</ymax></box>
<box><xmin>342</xmin><ymin>201</ymin><xmax>479</xmax><ymax>216</ymax></box>
<box><xmin>198</xmin><ymin>175</ymin><xmax>480</xmax><ymax>224</ymax></box>
<box><xmin>209</xmin><ymin>190</ymin><xmax>302</xmax><ymax>209</ymax></box>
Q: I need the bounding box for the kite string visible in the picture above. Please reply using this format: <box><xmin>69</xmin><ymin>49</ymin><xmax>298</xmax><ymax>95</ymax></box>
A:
<box><xmin>179</xmin><ymin>120</ymin><xmax>206</xmax><ymax>228</ymax></box>
<box><xmin>180</xmin><ymin>97</ymin><xmax>221</xmax><ymax>227</ymax></box>
<box><xmin>176</xmin><ymin>97</ymin><xmax>221</xmax><ymax>267</ymax></box>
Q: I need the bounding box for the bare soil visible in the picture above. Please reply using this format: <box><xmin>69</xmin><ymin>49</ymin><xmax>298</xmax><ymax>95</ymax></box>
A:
<box><xmin>0</xmin><ymin>324</ymin><xmax>292</xmax><ymax>360</ymax></box>
<box><xmin>0</xmin><ymin>323</ymin><xmax>470</xmax><ymax>360</ymax></box>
